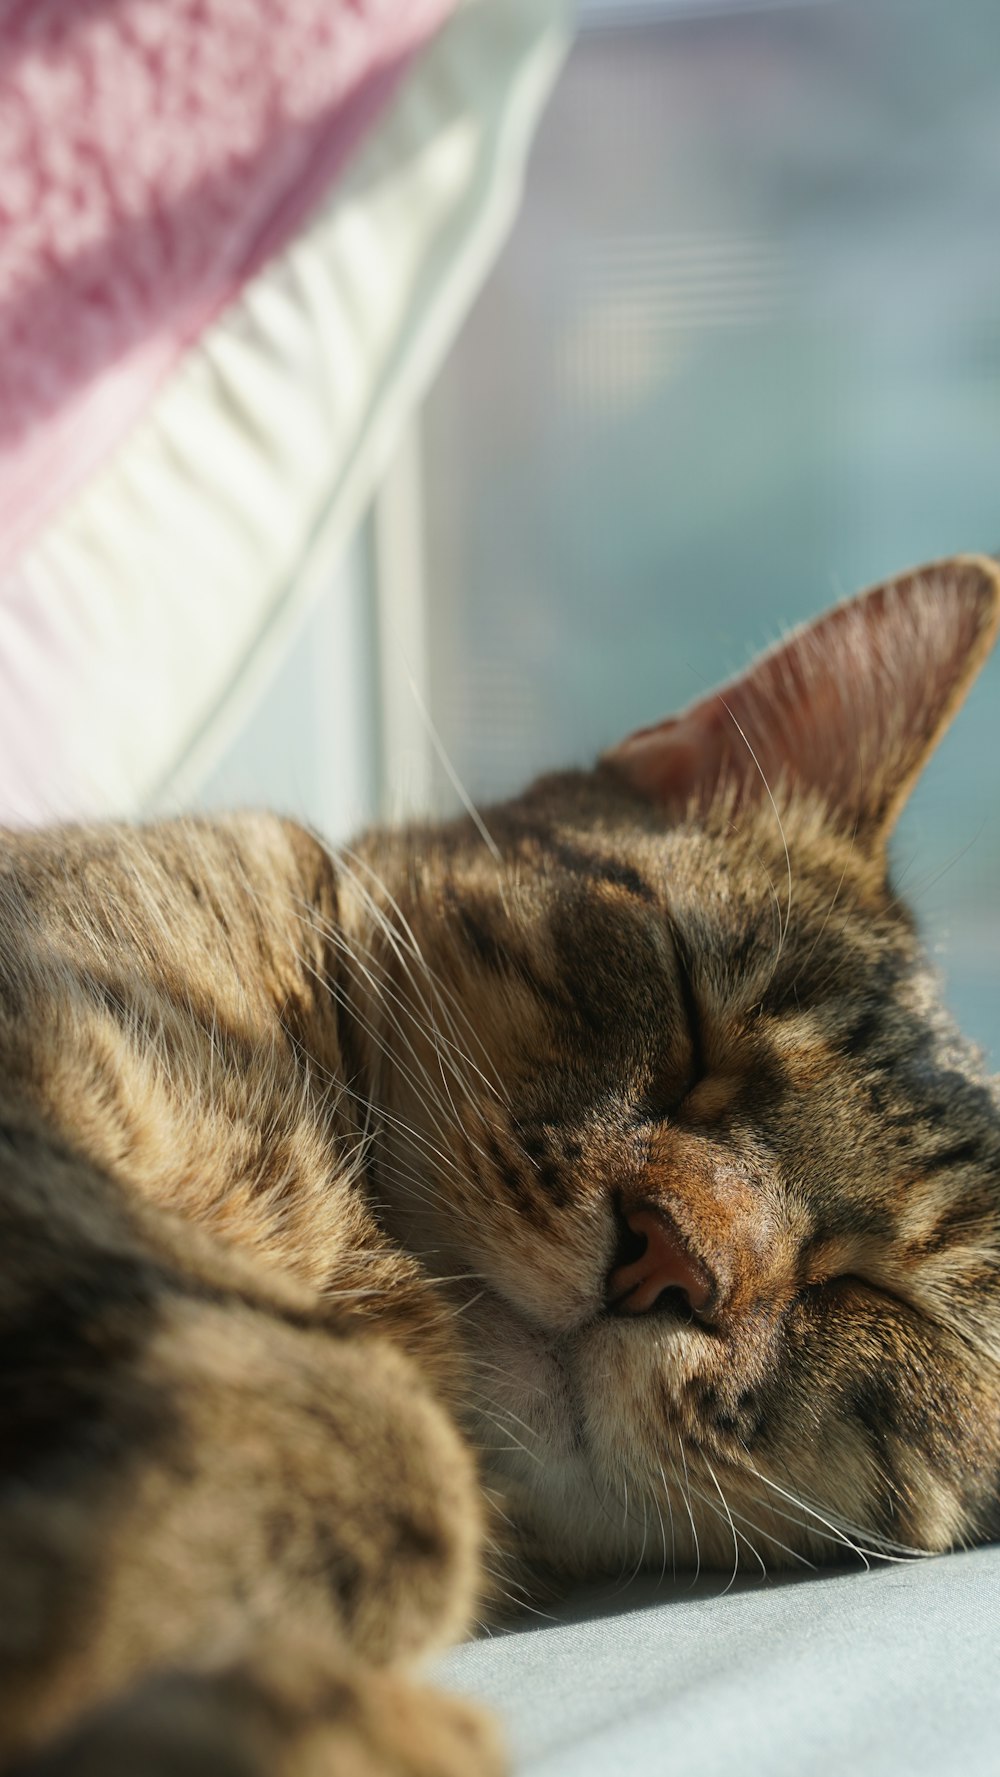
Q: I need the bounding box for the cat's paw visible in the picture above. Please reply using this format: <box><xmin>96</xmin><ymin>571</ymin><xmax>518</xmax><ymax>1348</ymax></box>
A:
<box><xmin>7</xmin><ymin>1662</ymin><xmax>505</xmax><ymax>1777</ymax></box>
<box><xmin>314</xmin><ymin>1669</ymin><xmax>505</xmax><ymax>1777</ymax></box>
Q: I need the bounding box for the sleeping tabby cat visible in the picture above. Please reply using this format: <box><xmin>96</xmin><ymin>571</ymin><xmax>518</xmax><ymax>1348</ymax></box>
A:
<box><xmin>1</xmin><ymin>556</ymin><xmax>999</xmax><ymax>1775</ymax></box>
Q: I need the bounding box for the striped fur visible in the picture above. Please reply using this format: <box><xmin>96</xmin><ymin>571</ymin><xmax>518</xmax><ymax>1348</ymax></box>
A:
<box><xmin>1</xmin><ymin>558</ymin><xmax>998</xmax><ymax>1772</ymax></box>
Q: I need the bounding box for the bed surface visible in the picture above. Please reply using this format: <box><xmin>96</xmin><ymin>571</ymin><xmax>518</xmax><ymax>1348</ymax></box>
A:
<box><xmin>441</xmin><ymin>1545</ymin><xmax>1000</xmax><ymax>1776</ymax></box>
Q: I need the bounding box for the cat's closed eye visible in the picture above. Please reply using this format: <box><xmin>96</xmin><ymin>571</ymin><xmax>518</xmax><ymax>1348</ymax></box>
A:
<box><xmin>3</xmin><ymin>556</ymin><xmax>999</xmax><ymax>1777</ymax></box>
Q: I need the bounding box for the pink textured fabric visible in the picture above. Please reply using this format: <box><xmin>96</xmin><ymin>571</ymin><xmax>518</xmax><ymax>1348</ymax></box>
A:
<box><xmin>0</xmin><ymin>0</ymin><xmax>457</xmax><ymax>572</ymax></box>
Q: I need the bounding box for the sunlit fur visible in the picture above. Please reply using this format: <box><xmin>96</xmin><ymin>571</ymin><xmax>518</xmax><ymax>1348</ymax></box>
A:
<box><xmin>1</xmin><ymin>559</ymin><xmax>998</xmax><ymax>1772</ymax></box>
<box><xmin>368</xmin><ymin>772</ymin><xmax>1000</xmax><ymax>1580</ymax></box>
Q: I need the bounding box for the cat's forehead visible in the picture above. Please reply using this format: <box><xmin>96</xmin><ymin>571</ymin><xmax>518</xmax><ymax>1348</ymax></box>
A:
<box><xmin>474</xmin><ymin>796</ymin><xmax>998</xmax><ymax>1163</ymax></box>
<box><xmin>505</xmin><ymin>788</ymin><xmax>905</xmax><ymax>992</ymax></box>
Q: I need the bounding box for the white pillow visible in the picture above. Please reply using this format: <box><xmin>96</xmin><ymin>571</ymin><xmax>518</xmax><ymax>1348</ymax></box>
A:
<box><xmin>0</xmin><ymin>0</ymin><xmax>571</xmax><ymax>826</ymax></box>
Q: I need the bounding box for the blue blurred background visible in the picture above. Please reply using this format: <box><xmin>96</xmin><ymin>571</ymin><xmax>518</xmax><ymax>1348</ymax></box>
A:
<box><xmin>206</xmin><ymin>0</ymin><xmax>1000</xmax><ymax>1060</ymax></box>
<box><xmin>420</xmin><ymin>0</ymin><xmax>1000</xmax><ymax>1059</ymax></box>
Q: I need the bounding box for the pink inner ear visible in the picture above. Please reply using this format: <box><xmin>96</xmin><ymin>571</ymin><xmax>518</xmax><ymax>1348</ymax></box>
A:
<box><xmin>603</xmin><ymin>554</ymin><xmax>1000</xmax><ymax>842</ymax></box>
<box><xmin>610</xmin><ymin>714</ymin><xmax>725</xmax><ymax>807</ymax></box>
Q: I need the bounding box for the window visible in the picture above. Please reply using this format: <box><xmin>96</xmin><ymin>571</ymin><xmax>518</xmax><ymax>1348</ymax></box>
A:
<box><xmin>207</xmin><ymin>0</ymin><xmax>1000</xmax><ymax>1058</ymax></box>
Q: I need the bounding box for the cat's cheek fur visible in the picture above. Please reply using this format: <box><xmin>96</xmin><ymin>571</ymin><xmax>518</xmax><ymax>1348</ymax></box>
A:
<box><xmin>3</xmin><ymin>556</ymin><xmax>1000</xmax><ymax>1765</ymax></box>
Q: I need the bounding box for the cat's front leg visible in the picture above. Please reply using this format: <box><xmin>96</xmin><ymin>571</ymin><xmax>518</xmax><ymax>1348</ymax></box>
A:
<box><xmin>0</xmin><ymin>1167</ymin><xmax>501</xmax><ymax>1773</ymax></box>
<box><xmin>10</xmin><ymin>1645</ymin><xmax>504</xmax><ymax>1777</ymax></box>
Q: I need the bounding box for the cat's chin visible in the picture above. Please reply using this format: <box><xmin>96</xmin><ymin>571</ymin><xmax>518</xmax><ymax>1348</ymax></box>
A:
<box><xmin>459</xmin><ymin>1287</ymin><xmax>701</xmax><ymax>1577</ymax></box>
<box><xmin>459</xmin><ymin>1285</ymin><xmax>585</xmax><ymax>1460</ymax></box>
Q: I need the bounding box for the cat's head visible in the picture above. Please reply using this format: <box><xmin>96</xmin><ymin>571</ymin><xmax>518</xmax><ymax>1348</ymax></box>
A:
<box><xmin>361</xmin><ymin>555</ymin><xmax>1000</xmax><ymax>1578</ymax></box>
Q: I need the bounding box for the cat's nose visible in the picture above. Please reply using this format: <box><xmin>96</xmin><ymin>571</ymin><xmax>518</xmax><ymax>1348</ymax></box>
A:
<box><xmin>608</xmin><ymin>1203</ymin><xmax>715</xmax><ymax>1319</ymax></box>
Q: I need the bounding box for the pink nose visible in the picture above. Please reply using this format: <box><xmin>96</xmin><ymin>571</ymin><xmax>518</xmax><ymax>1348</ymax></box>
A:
<box><xmin>609</xmin><ymin>1204</ymin><xmax>714</xmax><ymax>1318</ymax></box>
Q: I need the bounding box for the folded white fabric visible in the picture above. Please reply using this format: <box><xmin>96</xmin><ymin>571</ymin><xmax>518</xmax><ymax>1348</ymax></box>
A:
<box><xmin>0</xmin><ymin>0</ymin><xmax>571</xmax><ymax>827</ymax></box>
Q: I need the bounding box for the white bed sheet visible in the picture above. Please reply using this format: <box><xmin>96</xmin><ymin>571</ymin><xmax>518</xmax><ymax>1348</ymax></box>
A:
<box><xmin>441</xmin><ymin>1547</ymin><xmax>1000</xmax><ymax>1776</ymax></box>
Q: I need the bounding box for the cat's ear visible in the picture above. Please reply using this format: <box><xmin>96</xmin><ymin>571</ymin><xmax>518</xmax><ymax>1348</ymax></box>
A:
<box><xmin>603</xmin><ymin>554</ymin><xmax>1000</xmax><ymax>848</ymax></box>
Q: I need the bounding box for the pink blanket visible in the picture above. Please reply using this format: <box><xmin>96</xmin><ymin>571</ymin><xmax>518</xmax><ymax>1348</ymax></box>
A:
<box><xmin>0</xmin><ymin>0</ymin><xmax>456</xmax><ymax>574</ymax></box>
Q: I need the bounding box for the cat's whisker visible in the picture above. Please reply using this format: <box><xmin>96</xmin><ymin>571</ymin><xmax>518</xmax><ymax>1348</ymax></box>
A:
<box><xmin>741</xmin><ymin>1461</ymin><xmax>926</xmax><ymax>1567</ymax></box>
<box><xmin>577</xmin><ymin>1457</ymin><xmax>635</xmax><ymax>1552</ymax></box>
<box><xmin>780</xmin><ymin>892</ymin><xmax>872</xmax><ymax>1011</ymax></box>
<box><xmin>297</xmin><ymin>896</ymin><xmax>499</xmax><ymax>1154</ymax></box>
<box><xmin>725</xmin><ymin>1503</ymin><xmax>810</xmax><ymax>1572</ymax></box>
<box><xmin>597</xmin><ymin>1467</ymin><xmax>638</xmax><ymax>1589</ymax></box>
<box><xmin>702</xmin><ymin>1455</ymin><xmax>759</xmax><ymax>1588</ymax></box>
<box><xmin>301</xmin><ymin>932</ymin><xmax>472</xmax><ymax>1163</ymax></box>
<box><xmin>388</xmin><ymin>664</ymin><xmax>505</xmax><ymax>872</ymax></box>
<box><xmin>604</xmin><ymin>1471</ymin><xmax>653</xmax><ymax>1596</ymax></box>
<box><xmin>781</xmin><ymin>815</ymin><xmax>860</xmax><ymax>999</ymax></box>
<box><xmin>309</xmin><ymin>1060</ymin><xmax>471</xmax><ymax>1205</ymax></box>
<box><xmin>471</xmin><ymin>1410</ymin><xmax>544</xmax><ymax>1467</ymax></box>
<box><xmin>676</xmin><ymin>1481</ymin><xmax>763</xmax><ymax>1584</ymax></box>
<box><xmin>358</xmin><ymin>1095</ymin><xmax>468</xmax><ymax>1188</ymax></box>
<box><xmin>479</xmin><ymin>1566</ymin><xmax>558</xmax><ymax>1624</ymax></box>
<box><xmin>355</xmin><ymin>1110</ymin><xmax>483</xmax><ymax>1230</ymax></box>
<box><xmin>716</xmin><ymin>695</ymin><xmax>794</xmax><ymax>977</ymax></box>
<box><xmin>741</xmin><ymin>839</ymin><xmax>787</xmax><ymax>1004</ymax></box>
<box><xmin>307</xmin><ymin>924</ymin><xmax>506</xmax><ymax>1194</ymax></box>
<box><xmin>649</xmin><ymin>1485</ymin><xmax>669</xmax><ymax>1585</ymax></box>
<box><xmin>363</xmin><ymin>1132</ymin><xmax>459</xmax><ymax>1200</ymax></box>
<box><xmin>279</xmin><ymin>963</ymin><xmax>479</xmax><ymax>1198</ymax></box>
<box><xmin>330</xmin><ymin>844</ymin><xmax>509</xmax><ymax>1105</ymax></box>
<box><xmin>476</xmin><ymin>1398</ymin><xmax>541</xmax><ymax>1443</ymax></box>
<box><xmin>480</xmin><ymin>1485</ymin><xmax>519</xmax><ymax>1532</ymax></box>
<box><xmin>463</xmin><ymin>1357</ymin><xmax>547</xmax><ymax>1398</ymax></box>
<box><xmin>628</xmin><ymin>1483</ymin><xmax>650</xmax><ymax>1589</ymax></box>
<box><xmin>410</xmin><ymin>1270</ymin><xmax>490</xmax><ymax>1288</ymax></box>
<box><xmin>446</xmin><ymin>1288</ymin><xmax>489</xmax><ymax>1319</ymax></box>
<box><xmin>219</xmin><ymin>858</ymin><xmax>495</xmax><ymax>1187</ymax></box>
<box><xmin>652</xmin><ymin>1448</ymin><xmax>781</xmax><ymax>1579</ymax></box>
<box><xmin>892</xmin><ymin>818</ymin><xmax>987</xmax><ymax>910</ymax></box>
<box><xmin>474</xmin><ymin>1441</ymin><xmax>539</xmax><ymax>1463</ymax></box>
<box><xmin>296</xmin><ymin>897</ymin><xmax>472</xmax><ymax>1111</ymax></box>
<box><xmin>314</xmin><ymin>1286</ymin><xmax>388</xmax><ymax>1301</ymax></box>
<box><xmin>289</xmin><ymin>877</ymin><xmax>476</xmax><ymax>1115</ymax></box>
<box><xmin>362</xmin><ymin>1137</ymin><xmax>458</xmax><ymax>1212</ymax></box>
<box><xmin>751</xmin><ymin>1445</ymin><xmax>935</xmax><ymax>1563</ymax></box>
<box><xmin>743</xmin><ymin>1456</ymin><xmax>870</xmax><ymax>1564</ymax></box>
<box><xmin>388</xmin><ymin>1118</ymin><xmax>489</xmax><ymax>1203</ymax></box>
<box><xmin>676</xmin><ymin>1438</ymin><xmax>702</xmax><ymax>1586</ymax></box>
<box><xmin>748</xmin><ymin>1486</ymin><xmax>875</xmax><ymax>1566</ymax></box>
<box><xmin>656</xmin><ymin>1460</ymin><xmax>678</xmax><ymax>1581</ymax></box>
<box><xmin>377</xmin><ymin>923</ymin><xmax>509</xmax><ymax>1113</ymax></box>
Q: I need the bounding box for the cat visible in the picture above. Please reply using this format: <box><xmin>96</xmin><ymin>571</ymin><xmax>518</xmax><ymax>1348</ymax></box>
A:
<box><xmin>1</xmin><ymin>554</ymin><xmax>999</xmax><ymax>1777</ymax></box>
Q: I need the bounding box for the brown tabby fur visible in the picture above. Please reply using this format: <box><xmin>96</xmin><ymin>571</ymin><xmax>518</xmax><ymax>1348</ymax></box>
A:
<box><xmin>1</xmin><ymin>556</ymin><xmax>999</xmax><ymax>1775</ymax></box>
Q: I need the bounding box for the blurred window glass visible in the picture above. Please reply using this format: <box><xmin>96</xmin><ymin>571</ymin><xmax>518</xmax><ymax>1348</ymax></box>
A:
<box><xmin>419</xmin><ymin>0</ymin><xmax>1000</xmax><ymax>1058</ymax></box>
